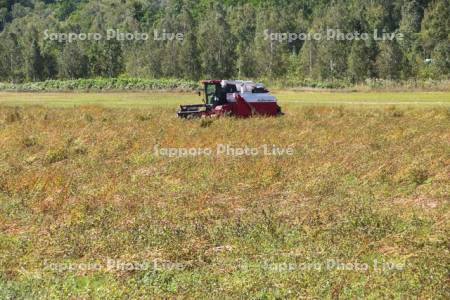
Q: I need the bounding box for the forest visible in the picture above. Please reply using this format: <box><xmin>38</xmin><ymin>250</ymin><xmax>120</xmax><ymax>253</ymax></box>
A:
<box><xmin>0</xmin><ymin>0</ymin><xmax>448</xmax><ymax>83</ymax></box>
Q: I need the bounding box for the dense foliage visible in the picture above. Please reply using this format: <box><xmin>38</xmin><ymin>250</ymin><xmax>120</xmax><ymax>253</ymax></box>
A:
<box><xmin>0</xmin><ymin>0</ymin><xmax>448</xmax><ymax>83</ymax></box>
<box><xmin>0</xmin><ymin>78</ymin><xmax>198</xmax><ymax>91</ymax></box>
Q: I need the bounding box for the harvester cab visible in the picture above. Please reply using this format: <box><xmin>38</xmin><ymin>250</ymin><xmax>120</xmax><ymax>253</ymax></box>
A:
<box><xmin>177</xmin><ymin>80</ymin><xmax>282</xmax><ymax>118</ymax></box>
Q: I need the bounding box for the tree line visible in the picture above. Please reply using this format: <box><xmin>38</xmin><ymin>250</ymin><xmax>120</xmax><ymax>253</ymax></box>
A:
<box><xmin>0</xmin><ymin>0</ymin><xmax>448</xmax><ymax>83</ymax></box>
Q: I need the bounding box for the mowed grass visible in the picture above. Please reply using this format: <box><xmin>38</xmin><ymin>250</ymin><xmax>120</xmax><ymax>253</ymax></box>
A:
<box><xmin>0</xmin><ymin>90</ymin><xmax>449</xmax><ymax>108</ymax></box>
<box><xmin>0</xmin><ymin>102</ymin><xmax>449</xmax><ymax>298</ymax></box>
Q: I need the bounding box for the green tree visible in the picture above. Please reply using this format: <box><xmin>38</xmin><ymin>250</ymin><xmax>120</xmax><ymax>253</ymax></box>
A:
<box><xmin>229</xmin><ymin>4</ymin><xmax>257</xmax><ymax>78</ymax></box>
<box><xmin>431</xmin><ymin>42</ymin><xmax>450</xmax><ymax>76</ymax></box>
<box><xmin>24</xmin><ymin>30</ymin><xmax>44</xmax><ymax>81</ymax></box>
<box><xmin>308</xmin><ymin>2</ymin><xmax>352</xmax><ymax>80</ymax></box>
<box><xmin>399</xmin><ymin>0</ymin><xmax>427</xmax><ymax>78</ymax></box>
<box><xmin>179</xmin><ymin>8</ymin><xmax>201</xmax><ymax>79</ymax></box>
<box><xmin>59</xmin><ymin>41</ymin><xmax>88</xmax><ymax>79</ymax></box>
<box><xmin>298</xmin><ymin>38</ymin><xmax>318</xmax><ymax>79</ymax></box>
<box><xmin>348</xmin><ymin>40</ymin><xmax>371</xmax><ymax>82</ymax></box>
<box><xmin>376</xmin><ymin>40</ymin><xmax>404</xmax><ymax>79</ymax></box>
<box><xmin>157</xmin><ymin>13</ymin><xmax>183</xmax><ymax>78</ymax></box>
<box><xmin>0</xmin><ymin>39</ymin><xmax>6</xmax><ymax>81</ymax></box>
<box><xmin>253</xmin><ymin>7</ymin><xmax>289</xmax><ymax>78</ymax></box>
<box><xmin>421</xmin><ymin>0</ymin><xmax>449</xmax><ymax>56</ymax></box>
<box><xmin>400</xmin><ymin>0</ymin><xmax>423</xmax><ymax>33</ymax></box>
<box><xmin>198</xmin><ymin>3</ymin><xmax>236</xmax><ymax>78</ymax></box>
<box><xmin>420</xmin><ymin>0</ymin><xmax>449</xmax><ymax>77</ymax></box>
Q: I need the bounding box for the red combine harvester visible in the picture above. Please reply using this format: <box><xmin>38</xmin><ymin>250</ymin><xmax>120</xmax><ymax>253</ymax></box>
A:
<box><xmin>177</xmin><ymin>80</ymin><xmax>283</xmax><ymax>118</ymax></box>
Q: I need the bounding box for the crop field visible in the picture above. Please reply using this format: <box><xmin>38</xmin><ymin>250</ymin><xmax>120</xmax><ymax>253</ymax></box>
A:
<box><xmin>0</xmin><ymin>91</ymin><xmax>449</xmax><ymax>108</ymax></box>
<box><xmin>0</xmin><ymin>91</ymin><xmax>449</xmax><ymax>298</ymax></box>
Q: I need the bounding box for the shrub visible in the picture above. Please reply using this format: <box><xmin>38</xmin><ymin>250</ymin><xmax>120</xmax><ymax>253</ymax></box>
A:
<box><xmin>0</xmin><ymin>78</ymin><xmax>199</xmax><ymax>92</ymax></box>
<box><xmin>45</xmin><ymin>148</ymin><xmax>68</xmax><ymax>164</ymax></box>
<box><xmin>409</xmin><ymin>167</ymin><xmax>429</xmax><ymax>186</ymax></box>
